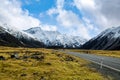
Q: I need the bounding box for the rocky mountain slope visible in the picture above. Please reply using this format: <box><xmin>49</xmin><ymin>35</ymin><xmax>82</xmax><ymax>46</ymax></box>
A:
<box><xmin>0</xmin><ymin>23</ymin><xmax>87</xmax><ymax>48</ymax></box>
<box><xmin>25</xmin><ymin>27</ymin><xmax>87</xmax><ymax>48</ymax></box>
<box><xmin>0</xmin><ymin>26</ymin><xmax>24</xmax><ymax>47</ymax></box>
<box><xmin>0</xmin><ymin>24</ymin><xmax>44</xmax><ymax>47</ymax></box>
<box><xmin>80</xmin><ymin>26</ymin><xmax>120</xmax><ymax>50</ymax></box>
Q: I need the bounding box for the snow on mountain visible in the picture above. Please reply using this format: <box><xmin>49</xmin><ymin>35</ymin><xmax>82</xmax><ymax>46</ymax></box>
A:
<box><xmin>81</xmin><ymin>26</ymin><xmax>120</xmax><ymax>50</ymax></box>
<box><xmin>0</xmin><ymin>25</ymin><xmax>25</xmax><ymax>47</ymax></box>
<box><xmin>2</xmin><ymin>24</ymin><xmax>37</xmax><ymax>40</ymax></box>
<box><xmin>52</xmin><ymin>34</ymin><xmax>87</xmax><ymax>48</ymax></box>
<box><xmin>44</xmin><ymin>31</ymin><xmax>61</xmax><ymax>42</ymax></box>
<box><xmin>25</xmin><ymin>27</ymin><xmax>87</xmax><ymax>48</ymax></box>
<box><xmin>96</xmin><ymin>26</ymin><xmax>120</xmax><ymax>39</ymax></box>
<box><xmin>0</xmin><ymin>23</ymin><xmax>87</xmax><ymax>48</ymax></box>
<box><xmin>25</xmin><ymin>27</ymin><xmax>50</xmax><ymax>45</ymax></box>
<box><xmin>0</xmin><ymin>23</ymin><xmax>44</xmax><ymax>47</ymax></box>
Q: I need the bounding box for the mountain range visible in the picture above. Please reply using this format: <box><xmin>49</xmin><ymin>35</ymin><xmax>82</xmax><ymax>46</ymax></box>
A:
<box><xmin>25</xmin><ymin>27</ymin><xmax>87</xmax><ymax>48</ymax></box>
<box><xmin>0</xmin><ymin>23</ymin><xmax>120</xmax><ymax>50</ymax></box>
<box><xmin>0</xmin><ymin>24</ymin><xmax>87</xmax><ymax>48</ymax></box>
<box><xmin>0</xmin><ymin>24</ymin><xmax>44</xmax><ymax>47</ymax></box>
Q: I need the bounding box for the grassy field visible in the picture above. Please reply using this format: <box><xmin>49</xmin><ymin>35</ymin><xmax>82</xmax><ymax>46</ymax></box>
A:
<box><xmin>69</xmin><ymin>49</ymin><xmax>120</xmax><ymax>58</ymax></box>
<box><xmin>0</xmin><ymin>47</ymin><xmax>109</xmax><ymax>80</ymax></box>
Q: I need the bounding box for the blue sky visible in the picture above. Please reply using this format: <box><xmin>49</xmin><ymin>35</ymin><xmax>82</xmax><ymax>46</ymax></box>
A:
<box><xmin>21</xmin><ymin>0</ymin><xmax>94</xmax><ymax>38</ymax></box>
<box><xmin>0</xmin><ymin>0</ymin><xmax>120</xmax><ymax>39</ymax></box>
<box><xmin>21</xmin><ymin>0</ymin><xmax>56</xmax><ymax>16</ymax></box>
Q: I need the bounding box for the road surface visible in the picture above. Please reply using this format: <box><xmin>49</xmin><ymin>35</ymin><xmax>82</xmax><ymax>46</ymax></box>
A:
<box><xmin>65</xmin><ymin>51</ymin><xmax>120</xmax><ymax>72</ymax></box>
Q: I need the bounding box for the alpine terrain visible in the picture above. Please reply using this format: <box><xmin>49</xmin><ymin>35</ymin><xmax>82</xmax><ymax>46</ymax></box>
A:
<box><xmin>80</xmin><ymin>26</ymin><xmax>120</xmax><ymax>50</ymax></box>
<box><xmin>25</xmin><ymin>27</ymin><xmax>87</xmax><ymax>48</ymax></box>
<box><xmin>0</xmin><ymin>24</ymin><xmax>44</xmax><ymax>47</ymax></box>
<box><xmin>0</xmin><ymin>23</ymin><xmax>87</xmax><ymax>48</ymax></box>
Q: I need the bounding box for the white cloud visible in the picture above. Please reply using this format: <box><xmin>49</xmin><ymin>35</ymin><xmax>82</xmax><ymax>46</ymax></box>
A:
<box><xmin>74</xmin><ymin>0</ymin><xmax>120</xmax><ymax>32</ymax></box>
<box><xmin>0</xmin><ymin>0</ymin><xmax>57</xmax><ymax>31</ymax></box>
<box><xmin>74</xmin><ymin>0</ymin><xmax>96</xmax><ymax>10</ymax></box>
<box><xmin>96</xmin><ymin>0</ymin><xmax>120</xmax><ymax>28</ymax></box>
<box><xmin>46</xmin><ymin>0</ymin><xmax>91</xmax><ymax>39</ymax></box>
<box><xmin>57</xmin><ymin>10</ymin><xmax>81</xmax><ymax>28</ymax></box>
<box><xmin>0</xmin><ymin>0</ymin><xmax>41</xmax><ymax>30</ymax></box>
<box><xmin>58</xmin><ymin>11</ymin><xmax>91</xmax><ymax>38</ymax></box>
<box><xmin>47</xmin><ymin>8</ymin><xmax>58</xmax><ymax>16</ymax></box>
<box><xmin>40</xmin><ymin>24</ymin><xmax>57</xmax><ymax>31</ymax></box>
<box><xmin>56</xmin><ymin>0</ymin><xmax>64</xmax><ymax>9</ymax></box>
<box><xmin>2</xmin><ymin>0</ymin><xmax>119</xmax><ymax>39</ymax></box>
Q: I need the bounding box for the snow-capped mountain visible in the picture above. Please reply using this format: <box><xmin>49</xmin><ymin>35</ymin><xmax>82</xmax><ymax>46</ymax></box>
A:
<box><xmin>81</xmin><ymin>26</ymin><xmax>120</xmax><ymax>50</ymax></box>
<box><xmin>0</xmin><ymin>23</ymin><xmax>87</xmax><ymax>48</ymax></box>
<box><xmin>0</xmin><ymin>24</ymin><xmax>44</xmax><ymax>47</ymax></box>
<box><xmin>25</xmin><ymin>27</ymin><xmax>87</xmax><ymax>48</ymax></box>
<box><xmin>0</xmin><ymin>26</ymin><xmax>24</xmax><ymax>47</ymax></box>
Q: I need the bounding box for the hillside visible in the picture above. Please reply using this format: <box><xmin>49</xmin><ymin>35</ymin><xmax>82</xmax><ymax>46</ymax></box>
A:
<box><xmin>81</xmin><ymin>26</ymin><xmax>120</xmax><ymax>50</ymax></box>
<box><xmin>0</xmin><ymin>24</ymin><xmax>44</xmax><ymax>48</ymax></box>
<box><xmin>0</xmin><ymin>26</ymin><xmax>24</xmax><ymax>47</ymax></box>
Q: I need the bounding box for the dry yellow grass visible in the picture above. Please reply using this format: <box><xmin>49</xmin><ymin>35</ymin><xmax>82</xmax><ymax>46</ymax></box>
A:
<box><xmin>69</xmin><ymin>49</ymin><xmax>120</xmax><ymax>58</ymax></box>
<box><xmin>0</xmin><ymin>47</ymin><xmax>108</xmax><ymax>80</ymax></box>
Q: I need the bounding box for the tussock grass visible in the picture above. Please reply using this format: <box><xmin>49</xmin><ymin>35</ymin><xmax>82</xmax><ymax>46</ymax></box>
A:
<box><xmin>70</xmin><ymin>49</ymin><xmax>120</xmax><ymax>58</ymax></box>
<box><xmin>0</xmin><ymin>47</ymin><xmax>107</xmax><ymax>80</ymax></box>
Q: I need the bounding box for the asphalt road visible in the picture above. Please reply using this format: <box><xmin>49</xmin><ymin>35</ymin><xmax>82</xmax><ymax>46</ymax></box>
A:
<box><xmin>65</xmin><ymin>51</ymin><xmax>120</xmax><ymax>72</ymax></box>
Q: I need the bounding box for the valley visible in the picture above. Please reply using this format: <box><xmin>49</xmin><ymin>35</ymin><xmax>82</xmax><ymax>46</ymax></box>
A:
<box><xmin>0</xmin><ymin>0</ymin><xmax>120</xmax><ymax>80</ymax></box>
<box><xmin>0</xmin><ymin>22</ymin><xmax>120</xmax><ymax>80</ymax></box>
<box><xmin>0</xmin><ymin>47</ymin><xmax>108</xmax><ymax>80</ymax></box>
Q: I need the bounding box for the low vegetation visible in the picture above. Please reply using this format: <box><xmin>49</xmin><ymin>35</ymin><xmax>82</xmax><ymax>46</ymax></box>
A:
<box><xmin>70</xmin><ymin>49</ymin><xmax>120</xmax><ymax>58</ymax></box>
<box><xmin>0</xmin><ymin>47</ymin><xmax>108</xmax><ymax>80</ymax></box>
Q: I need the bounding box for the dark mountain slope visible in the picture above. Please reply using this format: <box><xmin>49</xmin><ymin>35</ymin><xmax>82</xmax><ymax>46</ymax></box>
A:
<box><xmin>0</xmin><ymin>25</ymin><xmax>44</xmax><ymax>48</ymax></box>
<box><xmin>81</xmin><ymin>26</ymin><xmax>120</xmax><ymax>50</ymax></box>
<box><xmin>25</xmin><ymin>27</ymin><xmax>87</xmax><ymax>48</ymax></box>
<box><xmin>0</xmin><ymin>26</ymin><xmax>24</xmax><ymax>47</ymax></box>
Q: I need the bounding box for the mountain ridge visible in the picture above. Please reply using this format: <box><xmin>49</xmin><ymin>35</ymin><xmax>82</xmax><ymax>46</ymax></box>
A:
<box><xmin>0</xmin><ymin>24</ymin><xmax>44</xmax><ymax>47</ymax></box>
<box><xmin>0</xmin><ymin>24</ymin><xmax>87</xmax><ymax>48</ymax></box>
<box><xmin>0</xmin><ymin>26</ymin><xmax>24</xmax><ymax>47</ymax></box>
<box><xmin>25</xmin><ymin>27</ymin><xmax>87</xmax><ymax>48</ymax></box>
<box><xmin>80</xmin><ymin>26</ymin><xmax>120</xmax><ymax>50</ymax></box>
